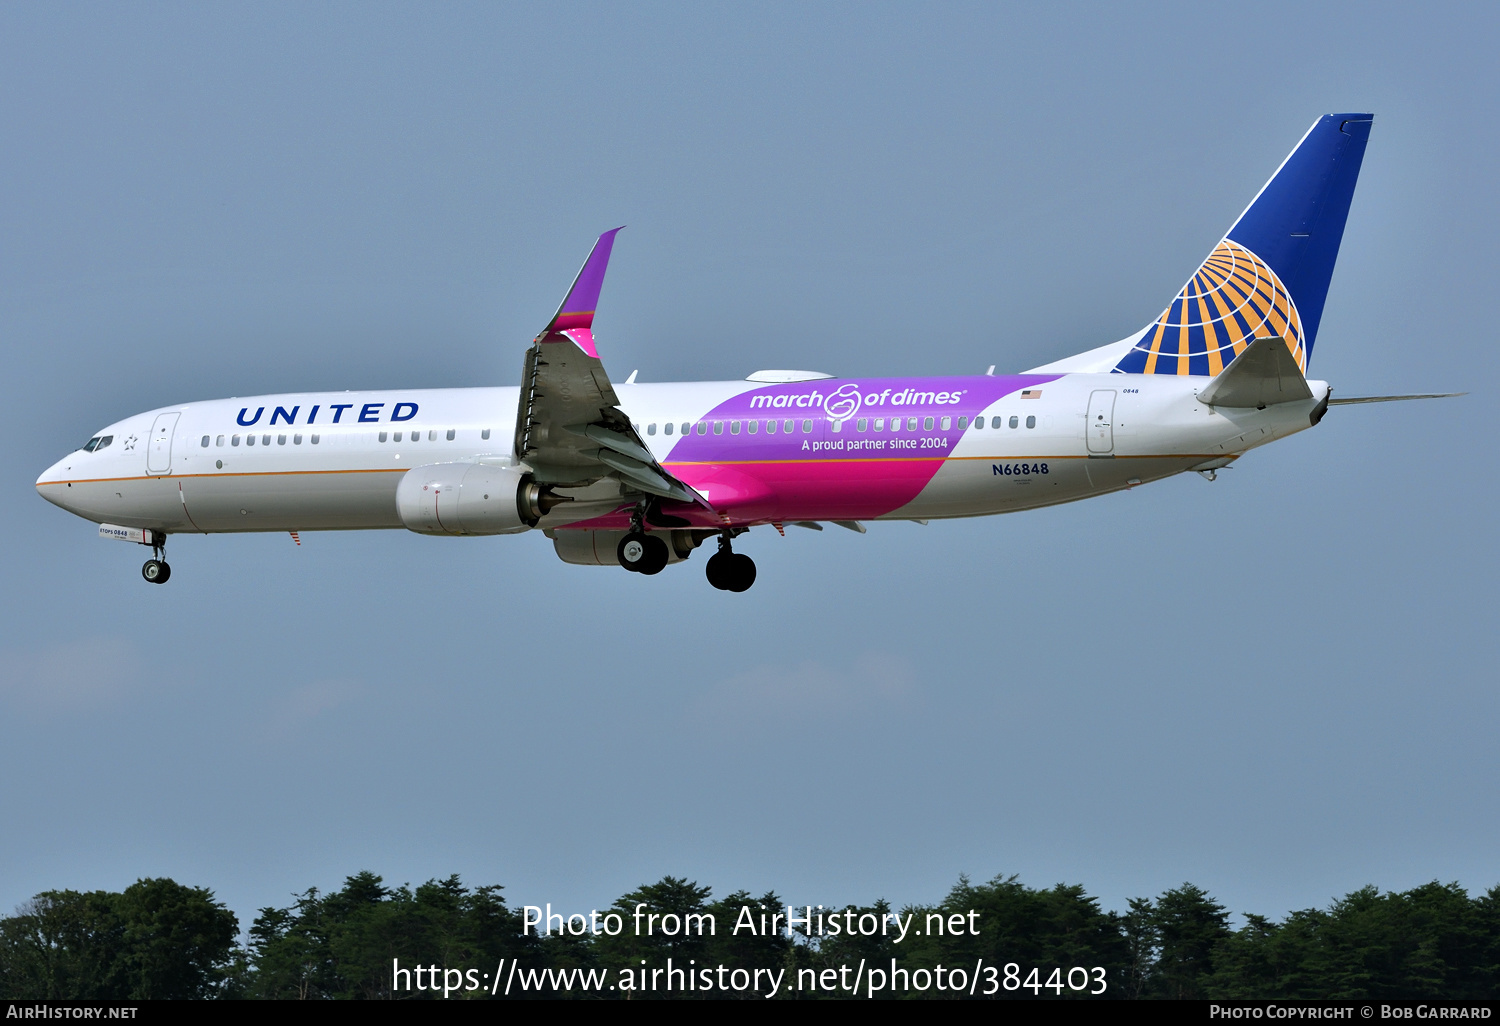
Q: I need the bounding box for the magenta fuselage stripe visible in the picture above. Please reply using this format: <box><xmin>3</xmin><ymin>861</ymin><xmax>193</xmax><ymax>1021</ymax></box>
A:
<box><xmin>567</xmin><ymin>374</ymin><xmax>1060</xmax><ymax>529</ymax></box>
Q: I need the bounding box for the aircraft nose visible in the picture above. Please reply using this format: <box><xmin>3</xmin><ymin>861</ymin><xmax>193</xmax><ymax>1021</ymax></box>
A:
<box><xmin>36</xmin><ymin>456</ymin><xmax>77</xmax><ymax>509</ymax></box>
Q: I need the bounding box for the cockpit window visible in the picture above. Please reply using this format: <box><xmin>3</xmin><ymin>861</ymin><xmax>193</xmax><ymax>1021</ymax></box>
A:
<box><xmin>81</xmin><ymin>435</ymin><xmax>113</xmax><ymax>453</ymax></box>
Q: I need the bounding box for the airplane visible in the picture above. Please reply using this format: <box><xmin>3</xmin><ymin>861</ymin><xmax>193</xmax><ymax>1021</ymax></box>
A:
<box><xmin>36</xmin><ymin>112</ymin><xmax>1458</xmax><ymax>591</ymax></box>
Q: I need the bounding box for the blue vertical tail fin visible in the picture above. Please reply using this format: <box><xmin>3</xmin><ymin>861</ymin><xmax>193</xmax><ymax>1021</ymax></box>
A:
<box><xmin>1114</xmin><ymin>114</ymin><xmax>1373</xmax><ymax>376</ymax></box>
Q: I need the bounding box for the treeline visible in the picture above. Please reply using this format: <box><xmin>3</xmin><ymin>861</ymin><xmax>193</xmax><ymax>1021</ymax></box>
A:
<box><xmin>2</xmin><ymin>873</ymin><xmax>1497</xmax><ymax>999</ymax></box>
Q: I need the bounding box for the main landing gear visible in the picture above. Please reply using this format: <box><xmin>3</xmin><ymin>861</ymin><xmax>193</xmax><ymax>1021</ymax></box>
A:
<box><xmin>141</xmin><ymin>535</ymin><xmax>170</xmax><ymax>584</ymax></box>
<box><xmin>705</xmin><ymin>531</ymin><xmax>755</xmax><ymax>592</ymax></box>
<box><xmin>617</xmin><ymin>506</ymin><xmax>668</xmax><ymax>575</ymax></box>
<box><xmin>617</xmin><ymin>531</ymin><xmax>669</xmax><ymax>575</ymax></box>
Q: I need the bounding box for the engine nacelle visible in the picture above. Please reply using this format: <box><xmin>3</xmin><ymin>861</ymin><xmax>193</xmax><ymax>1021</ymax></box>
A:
<box><xmin>396</xmin><ymin>463</ymin><xmax>541</xmax><ymax>536</ymax></box>
<box><xmin>551</xmin><ymin>529</ymin><xmax>704</xmax><ymax>566</ymax></box>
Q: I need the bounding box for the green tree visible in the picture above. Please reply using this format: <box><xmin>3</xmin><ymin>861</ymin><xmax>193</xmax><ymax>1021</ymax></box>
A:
<box><xmin>1151</xmin><ymin>883</ymin><xmax>1229</xmax><ymax>999</ymax></box>
<box><xmin>592</xmin><ymin>876</ymin><xmax>715</xmax><ymax>997</ymax></box>
<box><xmin>893</xmin><ymin>875</ymin><xmax>1129</xmax><ymax>1000</ymax></box>
<box><xmin>0</xmin><ymin>880</ymin><xmax>237</xmax><ymax>1000</ymax></box>
<box><xmin>246</xmin><ymin>872</ymin><xmax>534</xmax><ymax>999</ymax></box>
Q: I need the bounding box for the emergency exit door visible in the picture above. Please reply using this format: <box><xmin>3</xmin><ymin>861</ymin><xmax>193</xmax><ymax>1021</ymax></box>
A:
<box><xmin>1086</xmin><ymin>390</ymin><xmax>1116</xmax><ymax>454</ymax></box>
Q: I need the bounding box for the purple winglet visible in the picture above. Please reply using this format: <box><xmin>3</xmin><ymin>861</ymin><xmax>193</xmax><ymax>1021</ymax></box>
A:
<box><xmin>546</xmin><ymin>227</ymin><xmax>623</xmax><ymax>336</ymax></box>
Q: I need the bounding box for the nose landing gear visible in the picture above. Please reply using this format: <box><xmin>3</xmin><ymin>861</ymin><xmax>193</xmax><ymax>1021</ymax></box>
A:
<box><xmin>141</xmin><ymin>535</ymin><xmax>170</xmax><ymax>584</ymax></box>
<box><xmin>705</xmin><ymin>531</ymin><xmax>755</xmax><ymax>592</ymax></box>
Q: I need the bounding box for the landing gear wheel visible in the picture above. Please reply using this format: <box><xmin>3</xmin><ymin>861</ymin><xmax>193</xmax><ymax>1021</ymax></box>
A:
<box><xmin>705</xmin><ymin>551</ymin><xmax>734</xmax><ymax>590</ymax></box>
<box><xmin>726</xmin><ymin>553</ymin><xmax>756</xmax><ymax>592</ymax></box>
<box><xmin>142</xmin><ymin>559</ymin><xmax>170</xmax><ymax>584</ymax></box>
<box><xmin>706</xmin><ymin>543</ymin><xmax>756</xmax><ymax>592</ymax></box>
<box><xmin>637</xmin><ymin>535</ymin><xmax>669</xmax><ymax>575</ymax></box>
<box><xmin>618</xmin><ymin>533</ymin><xmax>648</xmax><ymax>572</ymax></box>
<box><xmin>618</xmin><ymin>532</ymin><xmax>669</xmax><ymax>575</ymax></box>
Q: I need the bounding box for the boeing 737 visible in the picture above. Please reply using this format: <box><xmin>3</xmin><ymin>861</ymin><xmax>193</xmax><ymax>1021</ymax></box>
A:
<box><xmin>36</xmin><ymin>113</ymin><xmax>1456</xmax><ymax>591</ymax></box>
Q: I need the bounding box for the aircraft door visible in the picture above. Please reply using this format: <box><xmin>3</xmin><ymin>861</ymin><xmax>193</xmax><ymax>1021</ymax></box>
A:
<box><xmin>147</xmin><ymin>412</ymin><xmax>179</xmax><ymax>475</ymax></box>
<box><xmin>1086</xmin><ymin>390</ymin><xmax>1116</xmax><ymax>454</ymax></box>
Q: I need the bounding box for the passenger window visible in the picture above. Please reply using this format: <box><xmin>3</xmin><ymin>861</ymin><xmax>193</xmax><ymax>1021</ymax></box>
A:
<box><xmin>481</xmin><ymin>428</ymin><xmax>490</xmax><ymax>440</ymax></box>
<box><xmin>873</xmin><ymin>418</ymin><xmax>884</xmax><ymax>432</ymax></box>
<box><xmin>664</xmin><ymin>422</ymin><xmax>674</xmax><ymax>435</ymax></box>
<box><xmin>647</xmin><ymin>423</ymin><xmax>656</xmax><ymax>435</ymax></box>
<box><xmin>801</xmin><ymin>419</ymin><xmax>812</xmax><ymax>433</ymax></box>
<box><xmin>447</xmin><ymin>429</ymin><xmax>455</xmax><ymax>440</ymax></box>
<box><xmin>696</xmin><ymin>422</ymin><xmax>707</xmax><ymax>435</ymax></box>
<box><xmin>907</xmin><ymin>418</ymin><xmax>918</xmax><ymax>431</ymax></box>
<box><xmin>923</xmin><ymin>417</ymin><xmax>934</xmax><ymax>431</ymax></box>
<box><xmin>957</xmin><ymin>416</ymin><xmax>968</xmax><ymax>429</ymax></box>
<box><xmin>1026</xmin><ymin>415</ymin><xmax>1036</xmax><ymax>429</ymax></box>
<box><xmin>393</xmin><ymin>431</ymin><xmax>402</xmax><ymax>442</ymax></box>
<box><xmin>857</xmin><ymin>418</ymin><xmax>867</xmax><ymax>432</ymax></box>
<box><xmin>784</xmin><ymin>419</ymin><xmax>795</xmax><ymax>433</ymax></box>
<box><xmin>277</xmin><ymin>434</ymin><xmax>287</xmax><ymax>445</ymax></box>
<box><xmin>713</xmin><ymin>421</ymin><xmax>724</xmax><ymax>435</ymax></box>
<box><xmin>216</xmin><ymin>435</ymin><xmax>225</xmax><ymax>446</ymax></box>
<box><xmin>200</xmin><ymin>435</ymin><xmax>210</xmax><ymax>447</ymax></box>
<box><xmin>1009</xmin><ymin>416</ymin><xmax>1018</xmax><ymax>429</ymax></box>
<box><xmin>765</xmin><ymin>420</ymin><xmax>776</xmax><ymax>434</ymax></box>
<box><xmin>379</xmin><ymin>431</ymin><xmax>388</xmax><ymax>442</ymax></box>
<box><xmin>941</xmin><ymin>416</ymin><xmax>951</xmax><ymax>430</ymax></box>
<box><xmin>294</xmin><ymin>433</ymin><xmax>302</xmax><ymax>444</ymax></box>
<box><xmin>973</xmin><ymin>417</ymin><xmax>983</xmax><ymax>429</ymax></box>
<box><xmin>730</xmin><ymin>421</ymin><xmax>740</xmax><ymax>435</ymax></box>
<box><xmin>247</xmin><ymin>434</ymin><xmax>256</xmax><ymax>446</ymax></box>
<box><xmin>311</xmin><ymin>434</ymin><xmax>320</xmax><ymax>444</ymax></box>
<box><xmin>747</xmin><ymin>420</ymin><xmax>758</xmax><ymax>434</ymax></box>
<box><xmin>829</xmin><ymin>419</ymin><xmax>842</xmax><ymax>433</ymax></box>
<box><xmin>232</xmin><ymin>434</ymin><xmax>241</xmax><ymax>446</ymax></box>
<box><xmin>262</xmin><ymin>434</ymin><xmax>271</xmax><ymax>445</ymax></box>
<box><xmin>428</xmin><ymin>430</ymin><xmax>436</xmax><ymax>441</ymax></box>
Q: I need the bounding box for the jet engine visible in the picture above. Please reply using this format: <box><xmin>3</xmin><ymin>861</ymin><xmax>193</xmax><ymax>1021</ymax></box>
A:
<box><xmin>396</xmin><ymin>463</ymin><xmax>562</xmax><ymax>535</ymax></box>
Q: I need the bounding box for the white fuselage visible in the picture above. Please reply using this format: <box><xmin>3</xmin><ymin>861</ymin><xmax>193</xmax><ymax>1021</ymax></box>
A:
<box><xmin>36</xmin><ymin>373</ymin><xmax>1327</xmax><ymax>538</ymax></box>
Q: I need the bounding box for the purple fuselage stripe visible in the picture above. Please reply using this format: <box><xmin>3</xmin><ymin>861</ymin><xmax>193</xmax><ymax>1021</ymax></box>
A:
<box><xmin>542</xmin><ymin>373</ymin><xmax>1062</xmax><ymax>525</ymax></box>
<box><xmin>665</xmin><ymin>374</ymin><xmax>1059</xmax><ymax>465</ymax></box>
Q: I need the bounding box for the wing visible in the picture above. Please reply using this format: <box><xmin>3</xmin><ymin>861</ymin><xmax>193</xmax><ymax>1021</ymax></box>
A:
<box><xmin>513</xmin><ymin>229</ymin><xmax>699</xmax><ymax>505</ymax></box>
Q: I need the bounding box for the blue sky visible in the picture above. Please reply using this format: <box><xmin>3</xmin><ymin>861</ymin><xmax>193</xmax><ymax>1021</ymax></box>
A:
<box><xmin>2</xmin><ymin>2</ymin><xmax>1495</xmax><ymax>930</ymax></box>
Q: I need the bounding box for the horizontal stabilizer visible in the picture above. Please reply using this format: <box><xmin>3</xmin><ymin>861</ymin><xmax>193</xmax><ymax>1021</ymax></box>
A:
<box><xmin>1196</xmin><ymin>336</ymin><xmax>1313</xmax><ymax>408</ymax></box>
<box><xmin>1328</xmin><ymin>393</ymin><xmax>1465</xmax><ymax>405</ymax></box>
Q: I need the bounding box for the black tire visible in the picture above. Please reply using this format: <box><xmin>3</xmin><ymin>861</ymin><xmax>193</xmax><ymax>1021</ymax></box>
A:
<box><xmin>617</xmin><ymin>532</ymin><xmax>650</xmax><ymax>572</ymax></box>
<box><xmin>727</xmin><ymin>553</ymin><xmax>756</xmax><ymax>592</ymax></box>
<box><xmin>638</xmin><ymin>535</ymin><xmax>669</xmax><ymax>575</ymax></box>
<box><xmin>157</xmin><ymin>561</ymin><xmax>171</xmax><ymax>584</ymax></box>
<box><xmin>142</xmin><ymin>559</ymin><xmax>165</xmax><ymax>584</ymax></box>
<box><xmin>705</xmin><ymin>551</ymin><xmax>734</xmax><ymax>590</ymax></box>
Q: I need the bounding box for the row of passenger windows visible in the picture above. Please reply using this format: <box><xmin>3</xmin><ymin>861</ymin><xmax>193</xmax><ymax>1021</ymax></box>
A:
<box><xmin>200</xmin><ymin>428</ymin><xmax>493</xmax><ymax>448</ymax></box>
<box><xmin>198</xmin><ymin>417</ymin><xmax>1039</xmax><ymax>449</ymax></box>
<box><xmin>638</xmin><ymin>414</ymin><xmax>1038</xmax><ymax>436</ymax></box>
